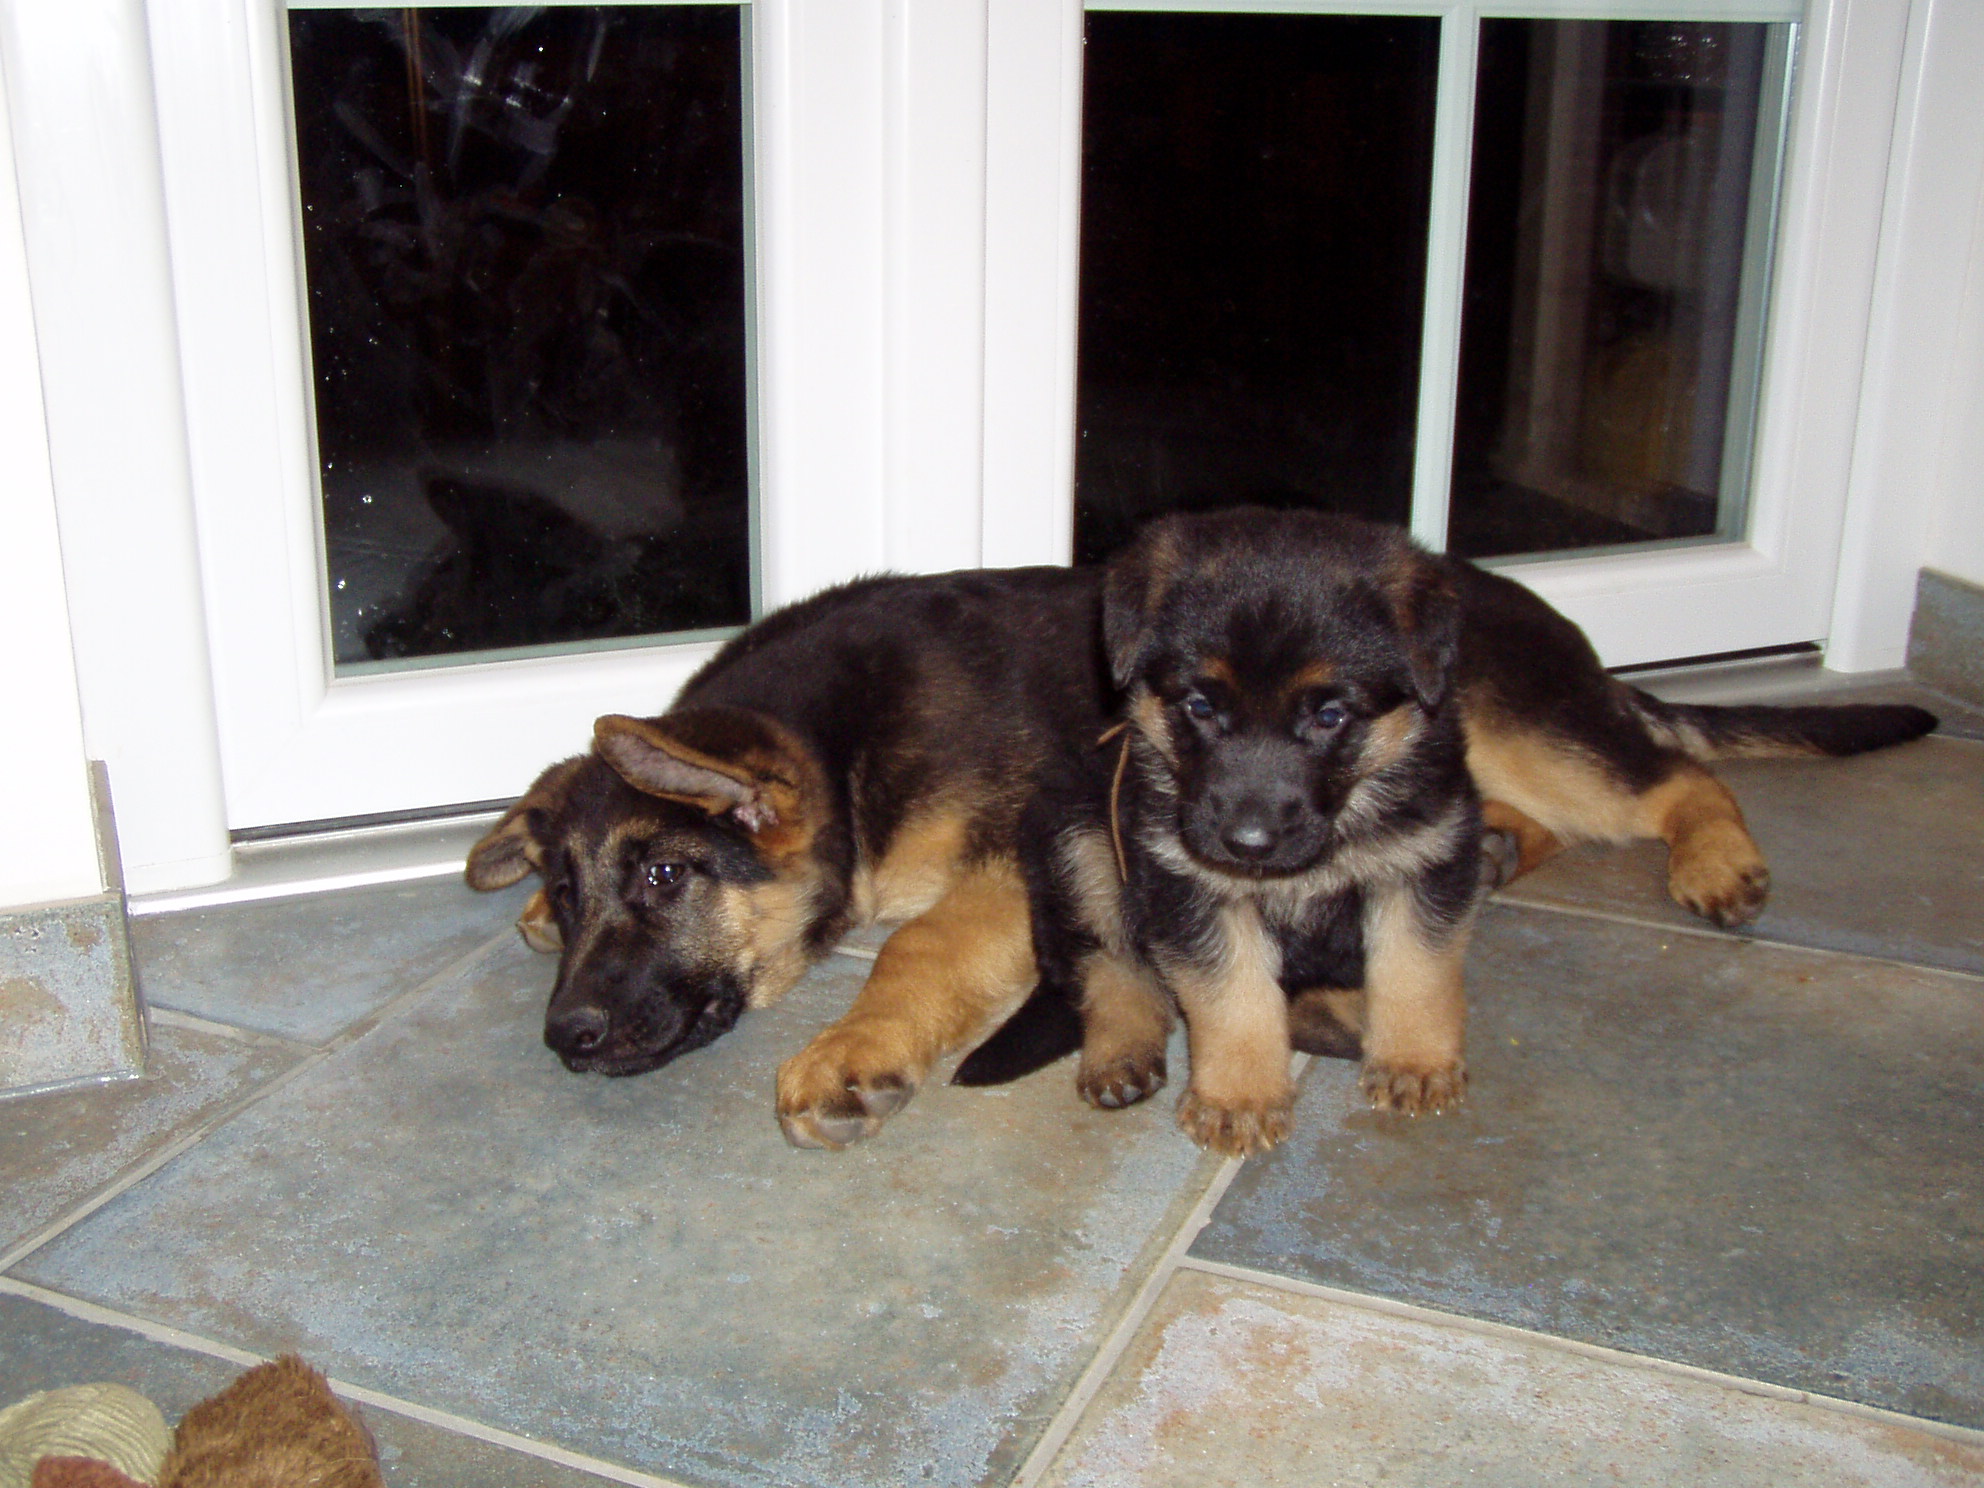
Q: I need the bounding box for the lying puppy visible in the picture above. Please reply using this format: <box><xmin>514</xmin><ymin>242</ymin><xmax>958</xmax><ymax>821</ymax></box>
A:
<box><xmin>466</xmin><ymin>566</ymin><xmax>1108</xmax><ymax>1148</ymax></box>
<box><xmin>957</xmin><ymin>508</ymin><xmax>1936</xmax><ymax>1156</ymax></box>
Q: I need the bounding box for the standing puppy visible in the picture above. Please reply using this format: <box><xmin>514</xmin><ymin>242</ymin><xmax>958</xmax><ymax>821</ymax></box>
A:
<box><xmin>967</xmin><ymin>508</ymin><xmax>1937</xmax><ymax>1157</ymax></box>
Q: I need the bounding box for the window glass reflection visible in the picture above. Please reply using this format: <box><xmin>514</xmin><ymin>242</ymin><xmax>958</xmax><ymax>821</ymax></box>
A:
<box><xmin>1450</xmin><ymin>20</ymin><xmax>1785</xmax><ymax>560</ymax></box>
<box><xmin>289</xmin><ymin>6</ymin><xmax>752</xmax><ymax>671</ymax></box>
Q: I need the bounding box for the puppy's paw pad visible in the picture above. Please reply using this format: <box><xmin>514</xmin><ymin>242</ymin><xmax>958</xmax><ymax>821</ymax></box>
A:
<box><xmin>1176</xmin><ymin>1087</ymin><xmax>1294</xmax><ymax>1157</ymax></box>
<box><xmin>1360</xmin><ymin>1060</ymin><xmax>1466</xmax><ymax>1116</ymax></box>
<box><xmin>1670</xmin><ymin>860</ymin><xmax>1770</xmax><ymax>928</ymax></box>
<box><xmin>1078</xmin><ymin>1051</ymin><xmax>1167</xmax><ymax>1111</ymax></box>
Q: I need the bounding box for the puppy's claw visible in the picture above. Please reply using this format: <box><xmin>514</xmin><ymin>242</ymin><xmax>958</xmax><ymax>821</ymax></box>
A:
<box><xmin>1359</xmin><ymin>1060</ymin><xmax>1466</xmax><ymax>1116</ymax></box>
<box><xmin>1078</xmin><ymin>1052</ymin><xmax>1167</xmax><ymax>1111</ymax></box>
<box><xmin>1176</xmin><ymin>1087</ymin><xmax>1294</xmax><ymax>1157</ymax></box>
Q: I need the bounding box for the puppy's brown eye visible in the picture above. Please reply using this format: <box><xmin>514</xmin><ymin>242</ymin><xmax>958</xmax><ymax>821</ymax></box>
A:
<box><xmin>1182</xmin><ymin>694</ymin><xmax>1216</xmax><ymax>722</ymax></box>
<box><xmin>646</xmin><ymin>862</ymin><xmax>686</xmax><ymax>889</ymax></box>
<box><xmin>1313</xmin><ymin>702</ymin><xmax>1348</xmax><ymax>731</ymax></box>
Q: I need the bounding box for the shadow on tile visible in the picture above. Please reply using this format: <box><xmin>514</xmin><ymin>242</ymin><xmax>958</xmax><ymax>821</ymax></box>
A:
<box><xmin>131</xmin><ymin>878</ymin><xmax>533</xmax><ymax>1044</ymax></box>
<box><xmin>0</xmin><ymin>1293</ymin><xmax>625</xmax><ymax>1488</ymax></box>
<box><xmin>1498</xmin><ymin>735</ymin><xmax>1984</xmax><ymax>976</ymax></box>
<box><xmin>16</xmin><ymin>943</ymin><xmax>1215</xmax><ymax>1488</ymax></box>
<box><xmin>1043</xmin><ymin>1268</ymin><xmax>1984</xmax><ymax>1488</ymax></box>
<box><xmin>0</xmin><ymin>1021</ymin><xmax>302</xmax><ymax>1260</ymax></box>
<box><xmin>1194</xmin><ymin>904</ymin><xmax>1984</xmax><ymax>1428</ymax></box>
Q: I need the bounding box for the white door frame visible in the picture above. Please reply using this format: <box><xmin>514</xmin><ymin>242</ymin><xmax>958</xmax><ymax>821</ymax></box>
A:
<box><xmin>981</xmin><ymin>0</ymin><xmax>1922</xmax><ymax>667</ymax></box>
<box><xmin>6</xmin><ymin>0</ymin><xmax>1949</xmax><ymax>891</ymax></box>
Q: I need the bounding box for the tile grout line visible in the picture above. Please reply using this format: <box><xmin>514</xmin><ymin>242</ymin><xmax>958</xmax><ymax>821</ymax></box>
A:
<box><xmin>1008</xmin><ymin>1053</ymin><xmax>1312</xmax><ymax>1488</ymax></box>
<box><xmin>0</xmin><ymin>927</ymin><xmax>522</xmax><ymax>1277</ymax></box>
<box><xmin>145</xmin><ymin>1004</ymin><xmax>319</xmax><ymax>1054</ymax></box>
<box><xmin>1006</xmin><ymin>1155</ymin><xmax>1245</xmax><ymax>1488</ymax></box>
<box><xmin>1487</xmin><ymin>894</ymin><xmax>1984</xmax><ymax>984</ymax></box>
<box><xmin>0</xmin><ymin>1277</ymin><xmax>692</xmax><ymax>1488</ymax></box>
<box><xmin>0</xmin><ymin>1044</ymin><xmax>330</xmax><ymax>1277</ymax></box>
<box><xmin>1175</xmin><ymin>1256</ymin><xmax>1984</xmax><ymax>1450</ymax></box>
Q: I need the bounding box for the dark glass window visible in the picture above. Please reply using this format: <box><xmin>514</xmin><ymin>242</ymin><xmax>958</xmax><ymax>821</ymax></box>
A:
<box><xmin>1074</xmin><ymin>11</ymin><xmax>1441</xmax><ymax>565</ymax></box>
<box><xmin>1450</xmin><ymin>20</ymin><xmax>1781</xmax><ymax>560</ymax></box>
<box><xmin>290</xmin><ymin>6</ymin><xmax>752</xmax><ymax>671</ymax></box>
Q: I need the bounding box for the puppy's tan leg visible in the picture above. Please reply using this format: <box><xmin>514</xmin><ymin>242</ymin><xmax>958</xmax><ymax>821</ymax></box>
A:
<box><xmin>1636</xmin><ymin>766</ymin><xmax>1770</xmax><ymax>927</ymax></box>
<box><xmin>1077</xmin><ymin>950</ymin><xmax>1172</xmax><ymax>1110</ymax></box>
<box><xmin>777</xmin><ymin>862</ymin><xmax>1034</xmax><ymax>1149</ymax></box>
<box><xmin>1169</xmin><ymin>905</ymin><xmax>1294</xmax><ymax>1157</ymax></box>
<box><xmin>1470</xmin><ymin>722</ymin><xmax>1768</xmax><ymax>927</ymax></box>
<box><xmin>1359</xmin><ymin>887</ymin><xmax>1468</xmax><ymax>1115</ymax></box>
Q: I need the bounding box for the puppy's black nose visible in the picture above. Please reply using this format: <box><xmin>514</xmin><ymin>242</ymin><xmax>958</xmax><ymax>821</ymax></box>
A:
<box><xmin>547</xmin><ymin>1005</ymin><xmax>609</xmax><ymax>1056</ymax></box>
<box><xmin>1220</xmin><ymin>808</ymin><xmax>1281</xmax><ymax>860</ymax></box>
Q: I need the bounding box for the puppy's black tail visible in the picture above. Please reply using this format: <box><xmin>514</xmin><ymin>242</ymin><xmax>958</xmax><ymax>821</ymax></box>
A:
<box><xmin>1624</xmin><ymin>690</ymin><xmax>1937</xmax><ymax>762</ymax></box>
<box><xmin>952</xmin><ymin>982</ymin><xmax>1084</xmax><ymax>1086</ymax></box>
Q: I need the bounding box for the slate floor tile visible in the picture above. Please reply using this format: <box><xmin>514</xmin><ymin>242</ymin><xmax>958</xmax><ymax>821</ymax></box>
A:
<box><xmin>0</xmin><ymin>1292</ymin><xmax>626</xmax><ymax>1488</ymax></box>
<box><xmin>1497</xmin><ymin>735</ymin><xmax>1984</xmax><ymax>976</ymax></box>
<box><xmin>129</xmin><ymin>878</ymin><xmax>532</xmax><ymax>1044</ymax></box>
<box><xmin>13</xmin><ymin>943</ymin><xmax>1215</xmax><ymax>1488</ymax></box>
<box><xmin>1193</xmin><ymin>904</ymin><xmax>1984</xmax><ymax>1428</ymax></box>
<box><xmin>0</xmin><ymin>1019</ymin><xmax>302</xmax><ymax>1261</ymax></box>
<box><xmin>1041</xmin><ymin>1268</ymin><xmax>1984</xmax><ymax>1488</ymax></box>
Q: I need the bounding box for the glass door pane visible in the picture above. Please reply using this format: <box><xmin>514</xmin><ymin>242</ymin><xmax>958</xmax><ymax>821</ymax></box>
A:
<box><xmin>1073</xmin><ymin>11</ymin><xmax>1440</xmax><ymax>565</ymax></box>
<box><xmin>1450</xmin><ymin>19</ymin><xmax>1790</xmax><ymax>561</ymax></box>
<box><xmin>288</xmin><ymin>5</ymin><xmax>753</xmax><ymax>674</ymax></box>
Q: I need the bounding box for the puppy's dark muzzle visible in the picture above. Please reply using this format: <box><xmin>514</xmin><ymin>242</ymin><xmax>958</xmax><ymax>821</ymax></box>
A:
<box><xmin>545</xmin><ymin>975</ymin><xmax>747</xmax><ymax>1076</ymax></box>
<box><xmin>1184</xmin><ymin>748</ymin><xmax>1328</xmax><ymax>874</ymax></box>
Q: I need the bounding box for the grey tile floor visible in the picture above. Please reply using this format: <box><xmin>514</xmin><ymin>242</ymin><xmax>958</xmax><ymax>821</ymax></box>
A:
<box><xmin>3</xmin><ymin>673</ymin><xmax>1981</xmax><ymax>1487</ymax></box>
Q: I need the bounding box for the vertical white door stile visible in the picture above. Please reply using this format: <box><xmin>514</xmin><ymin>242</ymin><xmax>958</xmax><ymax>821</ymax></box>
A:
<box><xmin>1406</xmin><ymin>1</ymin><xmax>1480</xmax><ymax>554</ymax></box>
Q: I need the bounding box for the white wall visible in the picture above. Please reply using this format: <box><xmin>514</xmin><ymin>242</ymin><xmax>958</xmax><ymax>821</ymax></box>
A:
<box><xmin>0</xmin><ymin>0</ymin><xmax>233</xmax><ymax>894</ymax></box>
<box><xmin>0</xmin><ymin>57</ymin><xmax>105</xmax><ymax>909</ymax></box>
<box><xmin>1827</xmin><ymin>0</ymin><xmax>1984</xmax><ymax>665</ymax></box>
<box><xmin>1923</xmin><ymin>152</ymin><xmax>1984</xmax><ymax>590</ymax></box>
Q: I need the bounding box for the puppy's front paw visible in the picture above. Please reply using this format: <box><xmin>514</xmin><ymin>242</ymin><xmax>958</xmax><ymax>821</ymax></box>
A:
<box><xmin>776</xmin><ymin>1026</ymin><xmax>920</xmax><ymax>1150</ymax></box>
<box><xmin>1078</xmin><ymin>1047</ymin><xmax>1167</xmax><ymax>1110</ymax></box>
<box><xmin>1360</xmin><ymin>1059</ymin><xmax>1466</xmax><ymax>1115</ymax></box>
<box><xmin>1176</xmin><ymin>1085</ymin><xmax>1293</xmax><ymax>1156</ymax></box>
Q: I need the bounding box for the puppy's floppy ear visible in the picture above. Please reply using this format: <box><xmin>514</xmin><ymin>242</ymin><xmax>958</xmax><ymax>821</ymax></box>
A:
<box><xmin>1389</xmin><ymin>556</ymin><xmax>1462</xmax><ymax>713</ymax></box>
<box><xmin>466</xmin><ymin>756</ymin><xmax>584</xmax><ymax>890</ymax></box>
<box><xmin>594</xmin><ymin>707</ymin><xmax>821</xmax><ymax>855</ymax></box>
<box><xmin>1102</xmin><ymin>519</ymin><xmax>1186</xmax><ymax>689</ymax></box>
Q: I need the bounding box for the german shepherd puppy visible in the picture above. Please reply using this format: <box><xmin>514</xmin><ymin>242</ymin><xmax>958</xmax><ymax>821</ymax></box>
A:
<box><xmin>957</xmin><ymin>508</ymin><xmax>1937</xmax><ymax>1156</ymax></box>
<box><xmin>465</xmin><ymin>566</ymin><xmax>1108</xmax><ymax>1149</ymax></box>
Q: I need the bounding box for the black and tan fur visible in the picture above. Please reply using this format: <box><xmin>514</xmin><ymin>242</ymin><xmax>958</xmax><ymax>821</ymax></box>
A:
<box><xmin>956</xmin><ymin>508</ymin><xmax>1938</xmax><ymax>1156</ymax></box>
<box><xmin>465</xmin><ymin>566</ymin><xmax>1110</xmax><ymax>1149</ymax></box>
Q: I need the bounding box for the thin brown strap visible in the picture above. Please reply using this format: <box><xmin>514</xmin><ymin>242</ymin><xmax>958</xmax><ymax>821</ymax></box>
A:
<box><xmin>1107</xmin><ymin>731</ymin><xmax>1132</xmax><ymax>883</ymax></box>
